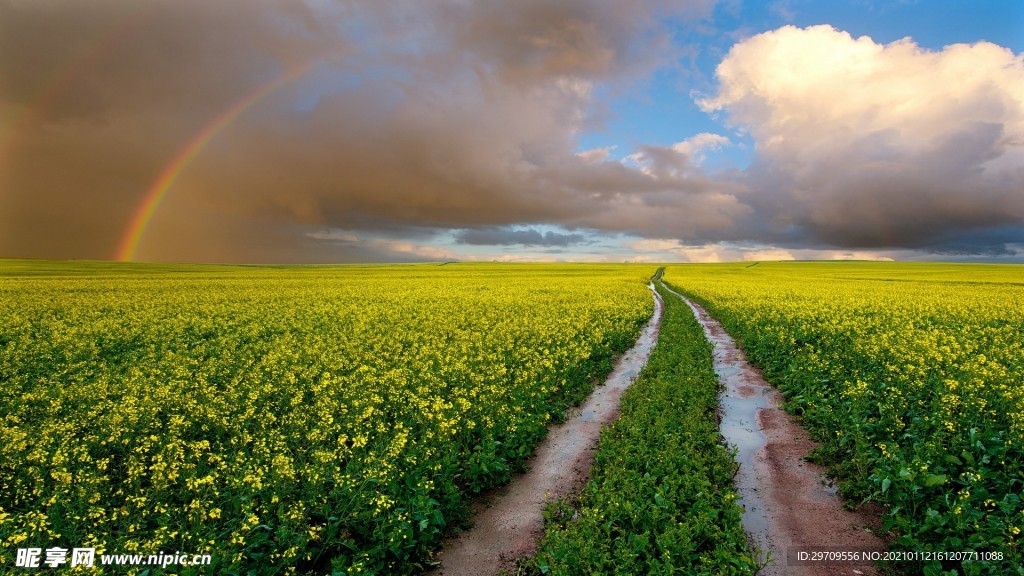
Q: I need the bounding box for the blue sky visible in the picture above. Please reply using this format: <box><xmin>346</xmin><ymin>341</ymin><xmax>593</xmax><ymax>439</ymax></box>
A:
<box><xmin>2</xmin><ymin>0</ymin><xmax>1023</xmax><ymax>263</ymax></box>
<box><xmin>581</xmin><ymin>0</ymin><xmax>1024</xmax><ymax>168</ymax></box>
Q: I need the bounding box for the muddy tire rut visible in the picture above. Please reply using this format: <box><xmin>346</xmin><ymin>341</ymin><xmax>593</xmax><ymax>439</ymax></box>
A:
<box><xmin>427</xmin><ymin>284</ymin><xmax>664</xmax><ymax>576</ymax></box>
<box><xmin>662</xmin><ymin>283</ymin><xmax>886</xmax><ymax>576</ymax></box>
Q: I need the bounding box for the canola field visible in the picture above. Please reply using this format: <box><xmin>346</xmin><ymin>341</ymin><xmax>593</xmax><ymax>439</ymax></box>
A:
<box><xmin>5</xmin><ymin>259</ymin><xmax>1021</xmax><ymax>576</ymax></box>
<box><xmin>0</xmin><ymin>261</ymin><xmax>655</xmax><ymax>574</ymax></box>
<box><xmin>664</xmin><ymin>262</ymin><xmax>1024</xmax><ymax>575</ymax></box>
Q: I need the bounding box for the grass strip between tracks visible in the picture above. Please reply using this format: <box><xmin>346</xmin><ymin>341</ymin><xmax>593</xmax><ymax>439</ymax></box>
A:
<box><xmin>525</xmin><ymin>281</ymin><xmax>758</xmax><ymax>575</ymax></box>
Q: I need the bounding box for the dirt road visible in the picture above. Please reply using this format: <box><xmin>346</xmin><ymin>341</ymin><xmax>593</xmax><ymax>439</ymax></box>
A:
<box><xmin>664</xmin><ymin>283</ymin><xmax>886</xmax><ymax>576</ymax></box>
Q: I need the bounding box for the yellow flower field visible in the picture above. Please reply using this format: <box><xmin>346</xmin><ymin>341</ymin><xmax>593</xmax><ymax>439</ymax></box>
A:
<box><xmin>665</xmin><ymin>262</ymin><xmax>1023</xmax><ymax>575</ymax></box>
<box><xmin>0</xmin><ymin>262</ymin><xmax>655</xmax><ymax>574</ymax></box>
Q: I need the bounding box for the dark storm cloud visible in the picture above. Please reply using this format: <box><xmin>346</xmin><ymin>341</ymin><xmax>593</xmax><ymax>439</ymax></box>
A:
<box><xmin>453</xmin><ymin>228</ymin><xmax>587</xmax><ymax>247</ymax></box>
<box><xmin>3</xmin><ymin>6</ymin><xmax>1021</xmax><ymax>263</ymax></box>
<box><xmin>1</xmin><ymin>0</ymin><xmax>729</xmax><ymax>262</ymax></box>
<box><xmin>731</xmin><ymin>122</ymin><xmax>1024</xmax><ymax>252</ymax></box>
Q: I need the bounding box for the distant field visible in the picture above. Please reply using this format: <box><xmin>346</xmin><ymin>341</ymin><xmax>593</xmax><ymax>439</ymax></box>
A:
<box><xmin>0</xmin><ymin>261</ymin><xmax>655</xmax><ymax>574</ymax></box>
<box><xmin>665</xmin><ymin>262</ymin><xmax>1024</xmax><ymax>575</ymax></box>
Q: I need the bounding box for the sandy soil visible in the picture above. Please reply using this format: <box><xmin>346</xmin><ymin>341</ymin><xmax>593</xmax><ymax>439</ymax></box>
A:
<box><xmin>426</xmin><ymin>285</ymin><xmax>664</xmax><ymax>576</ymax></box>
<box><xmin>666</xmin><ymin>285</ymin><xmax>886</xmax><ymax>576</ymax></box>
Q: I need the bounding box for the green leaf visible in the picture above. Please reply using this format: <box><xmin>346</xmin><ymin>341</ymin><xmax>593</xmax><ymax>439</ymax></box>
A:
<box><xmin>923</xmin><ymin>474</ymin><xmax>947</xmax><ymax>487</ymax></box>
<box><xmin>881</xmin><ymin>478</ymin><xmax>891</xmax><ymax>493</ymax></box>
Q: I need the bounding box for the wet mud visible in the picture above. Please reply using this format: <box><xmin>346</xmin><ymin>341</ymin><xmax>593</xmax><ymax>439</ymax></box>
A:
<box><xmin>428</xmin><ymin>285</ymin><xmax>664</xmax><ymax>576</ymax></box>
<box><xmin>662</xmin><ymin>284</ymin><xmax>885</xmax><ymax>576</ymax></box>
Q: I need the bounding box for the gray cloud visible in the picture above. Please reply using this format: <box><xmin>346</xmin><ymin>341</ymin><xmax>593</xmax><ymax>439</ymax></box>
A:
<box><xmin>923</xmin><ymin>226</ymin><xmax>1024</xmax><ymax>257</ymax></box>
<box><xmin>450</xmin><ymin>0</ymin><xmax>715</xmax><ymax>86</ymax></box>
<box><xmin>453</xmin><ymin>227</ymin><xmax>588</xmax><ymax>247</ymax></box>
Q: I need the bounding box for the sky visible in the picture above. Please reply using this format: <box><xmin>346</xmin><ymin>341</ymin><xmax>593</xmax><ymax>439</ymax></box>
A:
<box><xmin>1</xmin><ymin>0</ymin><xmax>1023</xmax><ymax>264</ymax></box>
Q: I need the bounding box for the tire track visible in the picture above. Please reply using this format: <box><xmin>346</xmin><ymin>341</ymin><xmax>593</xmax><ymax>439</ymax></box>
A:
<box><xmin>427</xmin><ymin>284</ymin><xmax>664</xmax><ymax>576</ymax></box>
<box><xmin>661</xmin><ymin>282</ymin><xmax>885</xmax><ymax>576</ymax></box>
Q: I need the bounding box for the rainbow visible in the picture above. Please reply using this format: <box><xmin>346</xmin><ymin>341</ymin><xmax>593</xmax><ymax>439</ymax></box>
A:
<box><xmin>116</xmin><ymin>60</ymin><xmax>319</xmax><ymax>262</ymax></box>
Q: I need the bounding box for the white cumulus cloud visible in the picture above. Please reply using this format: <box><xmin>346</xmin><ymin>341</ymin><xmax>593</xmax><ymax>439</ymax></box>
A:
<box><xmin>700</xmin><ymin>25</ymin><xmax>1024</xmax><ymax>253</ymax></box>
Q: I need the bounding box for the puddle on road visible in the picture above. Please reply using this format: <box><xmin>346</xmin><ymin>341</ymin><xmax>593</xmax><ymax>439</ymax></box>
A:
<box><xmin>661</xmin><ymin>283</ymin><xmax>884</xmax><ymax>576</ymax></box>
<box><xmin>662</xmin><ymin>285</ymin><xmax>775</xmax><ymax>558</ymax></box>
<box><xmin>429</xmin><ymin>284</ymin><xmax>664</xmax><ymax>576</ymax></box>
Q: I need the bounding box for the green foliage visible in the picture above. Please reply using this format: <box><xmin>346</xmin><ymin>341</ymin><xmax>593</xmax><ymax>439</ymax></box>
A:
<box><xmin>527</xmin><ymin>281</ymin><xmax>758</xmax><ymax>575</ymax></box>
<box><xmin>665</xmin><ymin>262</ymin><xmax>1024</xmax><ymax>575</ymax></box>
